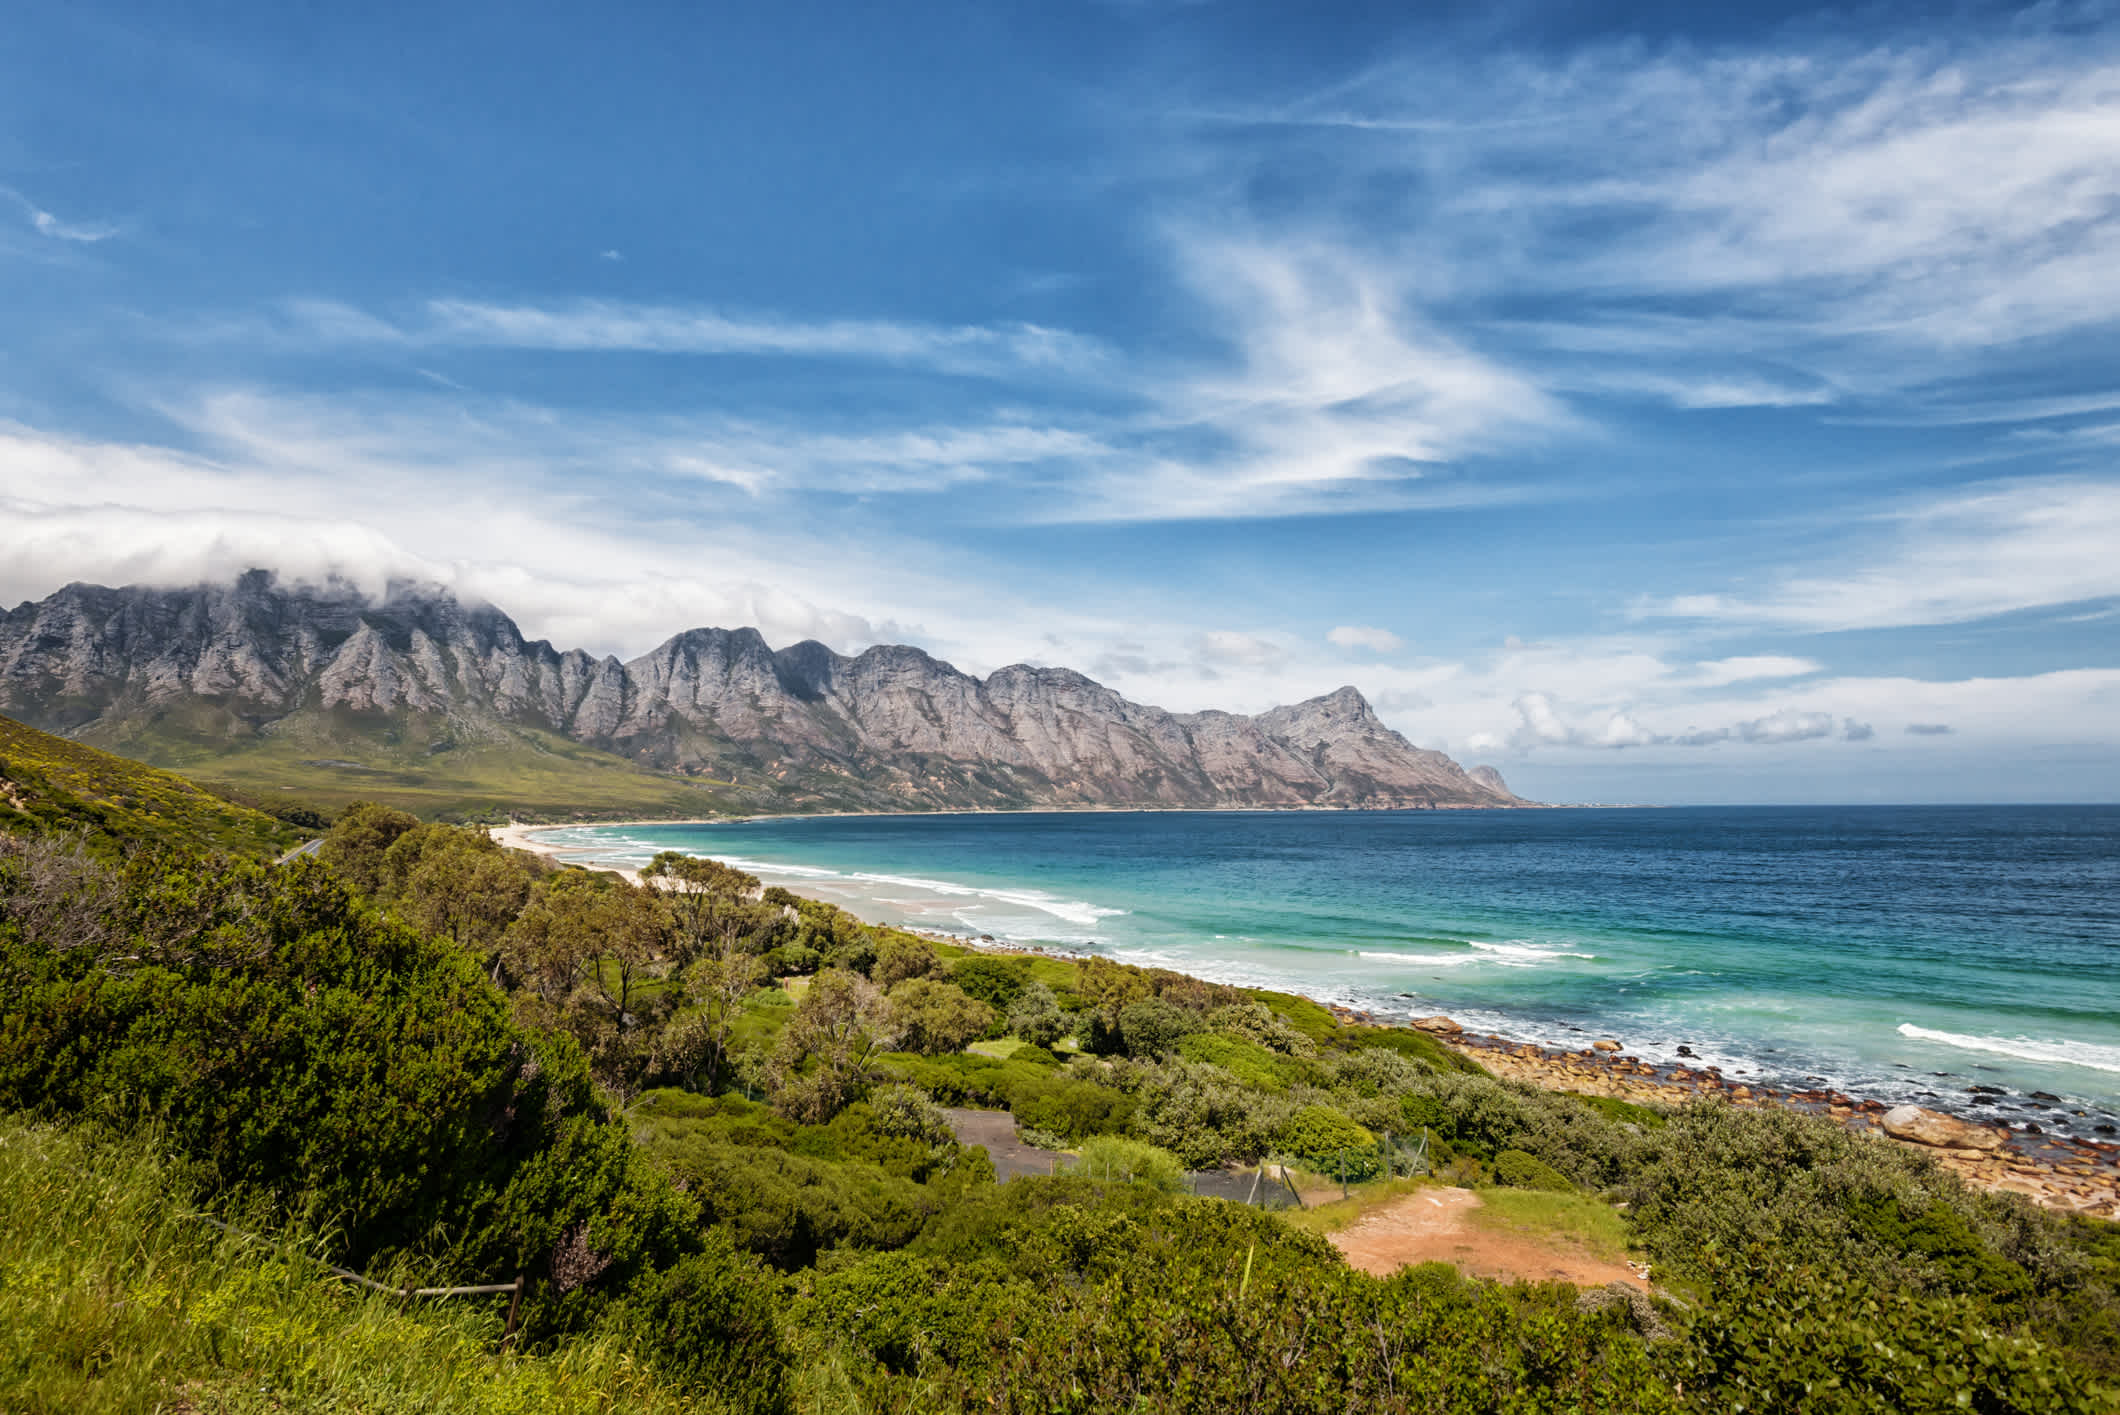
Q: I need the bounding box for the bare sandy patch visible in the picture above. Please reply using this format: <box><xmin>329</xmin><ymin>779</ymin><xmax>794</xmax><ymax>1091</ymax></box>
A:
<box><xmin>1327</xmin><ymin>1186</ymin><xmax>1645</xmax><ymax>1289</ymax></box>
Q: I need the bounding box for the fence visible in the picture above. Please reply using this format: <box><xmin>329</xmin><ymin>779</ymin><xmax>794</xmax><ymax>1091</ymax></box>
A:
<box><xmin>188</xmin><ymin>1210</ymin><xmax>527</xmax><ymax>1339</ymax></box>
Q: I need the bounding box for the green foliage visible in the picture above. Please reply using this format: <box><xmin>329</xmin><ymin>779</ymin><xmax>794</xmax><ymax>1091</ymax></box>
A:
<box><xmin>1674</xmin><ymin>1256</ymin><xmax>2111</xmax><ymax>1413</ymax></box>
<box><xmin>0</xmin><ymin>1120</ymin><xmax>708</xmax><ymax>1415</ymax></box>
<box><xmin>1114</xmin><ymin>996</ymin><xmax>1200</xmax><ymax>1057</ymax></box>
<box><xmin>1345</xmin><ymin>1023</ymin><xmax>1487</xmax><ymax>1075</ymax></box>
<box><xmin>886</xmin><ymin>977</ymin><xmax>995</xmax><ymax>1055</ymax></box>
<box><xmin>1004</xmin><ymin>978</ymin><xmax>1069</xmax><ymax>1048</ymax></box>
<box><xmin>1176</xmin><ymin>1031</ymin><xmax>1300</xmax><ymax>1091</ymax></box>
<box><xmin>1130</xmin><ymin>1059</ymin><xmax>1290</xmax><ymax>1167</ymax></box>
<box><xmin>872</xmin><ymin>934</ymin><xmax>943</xmax><ymax>988</ymax></box>
<box><xmin>1203</xmin><ymin>1000</ymin><xmax>1318</xmax><ymax>1057</ymax></box>
<box><xmin>0</xmin><ymin>712</ymin><xmax>305</xmax><ymax>858</ymax></box>
<box><xmin>948</xmin><ymin>955</ymin><xmax>1027</xmax><ymax>1010</ymax></box>
<box><xmin>1493</xmin><ymin>1148</ymin><xmax>1577</xmax><ymax>1193</ymax></box>
<box><xmin>1276</xmin><ymin>1104</ymin><xmax>1382</xmax><ymax>1180</ymax></box>
<box><xmin>602</xmin><ymin>1234</ymin><xmax>789</xmax><ymax>1415</ymax></box>
<box><xmin>1062</xmin><ymin>1135</ymin><xmax>1188</xmax><ymax>1193</ymax></box>
<box><xmin>865</xmin><ymin>1083</ymin><xmax>955</xmax><ymax>1148</ymax></box>
<box><xmin>0</xmin><ymin>842</ymin><xmax>702</xmax><ymax>1329</ymax></box>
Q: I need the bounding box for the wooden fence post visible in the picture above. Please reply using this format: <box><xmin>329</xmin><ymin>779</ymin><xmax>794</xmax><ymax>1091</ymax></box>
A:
<box><xmin>503</xmin><ymin>1274</ymin><xmax>524</xmax><ymax>1344</ymax></box>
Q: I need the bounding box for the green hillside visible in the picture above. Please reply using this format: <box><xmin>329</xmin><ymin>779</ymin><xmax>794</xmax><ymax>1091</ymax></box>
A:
<box><xmin>0</xmin><ymin>713</ymin><xmax>307</xmax><ymax>857</ymax></box>
<box><xmin>75</xmin><ymin>707</ymin><xmax>749</xmax><ymax>823</ymax></box>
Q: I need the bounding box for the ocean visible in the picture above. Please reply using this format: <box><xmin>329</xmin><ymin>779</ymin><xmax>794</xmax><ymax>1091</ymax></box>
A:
<box><xmin>531</xmin><ymin>806</ymin><xmax>2120</xmax><ymax>1137</ymax></box>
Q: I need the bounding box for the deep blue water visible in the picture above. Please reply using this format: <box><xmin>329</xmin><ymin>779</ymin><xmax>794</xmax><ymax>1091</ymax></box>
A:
<box><xmin>538</xmin><ymin>806</ymin><xmax>2120</xmax><ymax>1133</ymax></box>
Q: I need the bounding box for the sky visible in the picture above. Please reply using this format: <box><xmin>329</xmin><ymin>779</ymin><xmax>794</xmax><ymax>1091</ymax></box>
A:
<box><xmin>2</xmin><ymin>0</ymin><xmax>2118</xmax><ymax>804</ymax></box>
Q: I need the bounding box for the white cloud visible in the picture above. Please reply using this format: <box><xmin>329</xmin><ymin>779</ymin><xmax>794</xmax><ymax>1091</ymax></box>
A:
<box><xmin>2</xmin><ymin>187</ymin><xmax>117</xmax><ymax>243</ymax></box>
<box><xmin>1690</xmin><ymin>655</ymin><xmax>1823</xmax><ymax>687</ymax></box>
<box><xmin>1193</xmin><ymin>630</ymin><xmax>1288</xmax><ymax>668</ymax></box>
<box><xmin>1642</xmin><ymin>477</ymin><xmax>2120</xmax><ymax>631</ymax></box>
<box><xmin>1327</xmin><ymin>624</ymin><xmax>1403</xmax><ymax>653</ymax></box>
<box><xmin>273</xmin><ymin>296</ymin><xmax>1112</xmax><ymax>382</ymax></box>
<box><xmin>1198</xmin><ymin>29</ymin><xmax>2120</xmax><ymax>403</ymax></box>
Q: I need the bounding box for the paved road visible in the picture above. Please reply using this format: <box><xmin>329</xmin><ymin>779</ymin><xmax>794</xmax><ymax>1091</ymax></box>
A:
<box><xmin>274</xmin><ymin>838</ymin><xmax>325</xmax><ymax>866</ymax></box>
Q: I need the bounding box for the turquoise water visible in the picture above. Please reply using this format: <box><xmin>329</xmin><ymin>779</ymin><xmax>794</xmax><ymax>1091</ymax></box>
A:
<box><xmin>534</xmin><ymin>807</ymin><xmax>2120</xmax><ymax>1135</ymax></box>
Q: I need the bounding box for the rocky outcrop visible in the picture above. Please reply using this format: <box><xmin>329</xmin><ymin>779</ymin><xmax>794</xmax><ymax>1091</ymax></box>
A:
<box><xmin>0</xmin><ymin>573</ymin><xmax>1530</xmax><ymax>812</ymax></box>
<box><xmin>1881</xmin><ymin>1105</ymin><xmax>2006</xmax><ymax>1152</ymax></box>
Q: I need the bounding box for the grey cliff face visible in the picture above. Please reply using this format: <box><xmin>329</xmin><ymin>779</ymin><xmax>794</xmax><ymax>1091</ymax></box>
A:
<box><xmin>0</xmin><ymin>574</ymin><xmax>1526</xmax><ymax>810</ymax></box>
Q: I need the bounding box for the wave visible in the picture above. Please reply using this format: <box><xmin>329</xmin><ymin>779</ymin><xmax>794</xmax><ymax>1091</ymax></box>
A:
<box><xmin>1897</xmin><ymin>1024</ymin><xmax>2120</xmax><ymax>1076</ymax></box>
<box><xmin>1359</xmin><ymin>939</ymin><xmax>1594</xmax><ymax>970</ymax></box>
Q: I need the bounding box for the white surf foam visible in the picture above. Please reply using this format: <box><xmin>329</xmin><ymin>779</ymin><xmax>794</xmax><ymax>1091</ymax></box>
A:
<box><xmin>1358</xmin><ymin>939</ymin><xmax>1593</xmax><ymax>969</ymax></box>
<box><xmin>1896</xmin><ymin>1024</ymin><xmax>2120</xmax><ymax>1076</ymax></box>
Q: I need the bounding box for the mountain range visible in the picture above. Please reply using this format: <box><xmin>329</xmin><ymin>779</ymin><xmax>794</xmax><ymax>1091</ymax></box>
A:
<box><xmin>0</xmin><ymin>572</ymin><xmax>1525</xmax><ymax>819</ymax></box>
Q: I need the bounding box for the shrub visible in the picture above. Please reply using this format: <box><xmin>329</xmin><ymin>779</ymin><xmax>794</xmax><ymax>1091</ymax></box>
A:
<box><xmin>948</xmin><ymin>956</ymin><xmax>1027</xmax><ymax>1011</ymax></box>
<box><xmin>1115</xmin><ymin>997</ymin><xmax>1198</xmax><ymax>1057</ymax></box>
<box><xmin>1004</xmin><ymin>980</ymin><xmax>1069</xmax><ymax>1048</ymax></box>
<box><xmin>604</xmin><ymin>1233</ymin><xmax>790</xmax><ymax>1415</ymax></box>
<box><xmin>873</xmin><ymin>936</ymin><xmax>943</xmax><ymax>989</ymax></box>
<box><xmin>1130</xmin><ymin>1061</ymin><xmax>1289</xmax><ymax>1168</ymax></box>
<box><xmin>1062</xmin><ymin>1136</ymin><xmax>1188</xmax><ymax>1193</ymax></box>
<box><xmin>867</xmin><ymin>1083</ymin><xmax>955</xmax><ymax>1148</ymax></box>
<box><xmin>887</xmin><ymin>979</ymin><xmax>995</xmax><ymax>1056</ymax></box>
<box><xmin>1493</xmin><ymin>1149</ymin><xmax>1575</xmax><ymax>1192</ymax></box>
<box><xmin>1278</xmin><ymin>1105</ymin><xmax>1374</xmax><ymax>1165</ymax></box>
<box><xmin>1204</xmin><ymin>1001</ymin><xmax>1317</xmax><ymax>1057</ymax></box>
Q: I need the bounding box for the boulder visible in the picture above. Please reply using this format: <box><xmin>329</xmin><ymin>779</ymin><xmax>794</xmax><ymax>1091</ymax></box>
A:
<box><xmin>1415</xmin><ymin>1015</ymin><xmax>1463</xmax><ymax>1033</ymax></box>
<box><xmin>1881</xmin><ymin>1105</ymin><xmax>2005</xmax><ymax>1152</ymax></box>
<box><xmin>1592</xmin><ymin>1039</ymin><xmax>1622</xmax><ymax>1053</ymax></box>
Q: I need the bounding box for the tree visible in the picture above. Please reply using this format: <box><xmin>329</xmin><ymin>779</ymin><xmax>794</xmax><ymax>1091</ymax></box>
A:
<box><xmin>873</xmin><ymin>934</ymin><xmax>943</xmax><ymax>989</ymax></box>
<box><xmin>502</xmin><ymin>875</ymin><xmax>676</xmax><ymax>1098</ymax></box>
<box><xmin>640</xmin><ymin>852</ymin><xmax>766</xmax><ymax>967</ymax></box>
<box><xmin>887</xmin><ymin>978</ymin><xmax>995</xmax><ymax>1055</ymax></box>
<box><xmin>767</xmin><ymin>969</ymin><xmax>899</xmax><ymax>1123</ymax></box>
<box><xmin>317</xmin><ymin>801</ymin><xmax>420</xmax><ymax>898</ymax></box>
<box><xmin>389</xmin><ymin>827</ymin><xmax>538</xmax><ymax>972</ymax></box>
<box><xmin>1005</xmin><ymin>980</ymin><xmax>1069</xmax><ymax>1049</ymax></box>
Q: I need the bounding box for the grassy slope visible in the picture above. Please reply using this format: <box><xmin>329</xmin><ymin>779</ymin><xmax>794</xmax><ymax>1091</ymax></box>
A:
<box><xmin>83</xmin><ymin>707</ymin><xmax>749</xmax><ymax>822</ymax></box>
<box><xmin>0</xmin><ymin>713</ymin><xmax>304</xmax><ymax>857</ymax></box>
<box><xmin>0</xmin><ymin>1121</ymin><xmax>703</xmax><ymax>1415</ymax></box>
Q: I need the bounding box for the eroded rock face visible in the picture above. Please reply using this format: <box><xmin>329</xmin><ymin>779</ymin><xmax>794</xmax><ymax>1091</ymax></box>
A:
<box><xmin>0</xmin><ymin>573</ymin><xmax>1533</xmax><ymax>812</ymax></box>
<box><xmin>1882</xmin><ymin>1104</ymin><xmax>2006</xmax><ymax>1151</ymax></box>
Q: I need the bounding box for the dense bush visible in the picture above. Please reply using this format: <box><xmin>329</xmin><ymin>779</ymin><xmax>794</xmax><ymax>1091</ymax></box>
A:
<box><xmin>948</xmin><ymin>955</ymin><xmax>1028</xmax><ymax>1010</ymax></box>
<box><xmin>885</xmin><ymin>977</ymin><xmax>994</xmax><ymax>1055</ymax></box>
<box><xmin>1062</xmin><ymin>1136</ymin><xmax>1188</xmax><ymax>1193</ymax></box>
<box><xmin>603</xmin><ymin>1232</ymin><xmax>789</xmax><ymax>1415</ymax></box>
<box><xmin>1004</xmin><ymin>979</ymin><xmax>1070</xmax><ymax>1048</ymax></box>
<box><xmin>0</xmin><ymin>840</ymin><xmax>719</xmax><ymax>1339</ymax></box>
<box><xmin>1493</xmin><ymin>1148</ymin><xmax>1575</xmax><ymax>1192</ymax></box>
<box><xmin>1114</xmin><ymin>996</ymin><xmax>1200</xmax><ymax>1057</ymax></box>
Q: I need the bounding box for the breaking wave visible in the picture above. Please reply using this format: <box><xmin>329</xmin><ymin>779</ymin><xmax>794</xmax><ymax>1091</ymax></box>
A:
<box><xmin>1897</xmin><ymin>1024</ymin><xmax>2120</xmax><ymax>1076</ymax></box>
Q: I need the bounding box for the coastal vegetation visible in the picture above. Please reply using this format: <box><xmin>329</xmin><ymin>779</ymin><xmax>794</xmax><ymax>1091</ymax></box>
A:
<box><xmin>0</xmin><ymin>738</ymin><xmax>2115</xmax><ymax>1410</ymax></box>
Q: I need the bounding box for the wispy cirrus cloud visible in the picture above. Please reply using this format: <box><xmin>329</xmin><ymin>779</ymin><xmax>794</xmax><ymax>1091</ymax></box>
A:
<box><xmin>1</xmin><ymin>186</ymin><xmax>117</xmax><ymax>243</ymax></box>
<box><xmin>271</xmin><ymin>296</ymin><xmax>1113</xmax><ymax>381</ymax></box>
<box><xmin>1184</xmin><ymin>26</ymin><xmax>2120</xmax><ymax>409</ymax></box>
<box><xmin>1641</xmin><ymin>477</ymin><xmax>2120</xmax><ymax>631</ymax></box>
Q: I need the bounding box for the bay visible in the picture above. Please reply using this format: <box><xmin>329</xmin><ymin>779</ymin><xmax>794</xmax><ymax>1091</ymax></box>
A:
<box><xmin>533</xmin><ymin>805</ymin><xmax>2120</xmax><ymax>1135</ymax></box>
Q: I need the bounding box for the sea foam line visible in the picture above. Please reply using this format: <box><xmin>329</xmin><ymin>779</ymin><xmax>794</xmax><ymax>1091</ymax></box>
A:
<box><xmin>1897</xmin><ymin>1024</ymin><xmax>2120</xmax><ymax>1076</ymax></box>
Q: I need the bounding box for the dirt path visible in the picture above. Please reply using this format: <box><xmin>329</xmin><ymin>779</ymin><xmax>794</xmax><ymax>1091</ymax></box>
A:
<box><xmin>1328</xmin><ymin>1187</ymin><xmax>1645</xmax><ymax>1288</ymax></box>
<box><xmin>941</xmin><ymin>1107</ymin><xmax>1062</xmax><ymax>1182</ymax></box>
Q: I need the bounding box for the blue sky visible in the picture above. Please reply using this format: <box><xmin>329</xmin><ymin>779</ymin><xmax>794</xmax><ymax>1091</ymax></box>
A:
<box><xmin>3</xmin><ymin>0</ymin><xmax>2118</xmax><ymax>803</ymax></box>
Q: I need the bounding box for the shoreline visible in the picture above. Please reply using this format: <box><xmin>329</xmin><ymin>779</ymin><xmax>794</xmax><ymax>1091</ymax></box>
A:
<box><xmin>492</xmin><ymin>820</ymin><xmax>2120</xmax><ymax>1220</ymax></box>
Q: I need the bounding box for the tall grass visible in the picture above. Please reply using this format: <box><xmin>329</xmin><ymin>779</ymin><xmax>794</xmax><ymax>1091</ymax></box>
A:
<box><xmin>0</xmin><ymin>1121</ymin><xmax>705</xmax><ymax>1414</ymax></box>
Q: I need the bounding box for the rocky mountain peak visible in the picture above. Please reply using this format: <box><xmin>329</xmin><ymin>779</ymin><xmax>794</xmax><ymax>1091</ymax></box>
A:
<box><xmin>0</xmin><ymin>574</ymin><xmax>1531</xmax><ymax>812</ymax></box>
